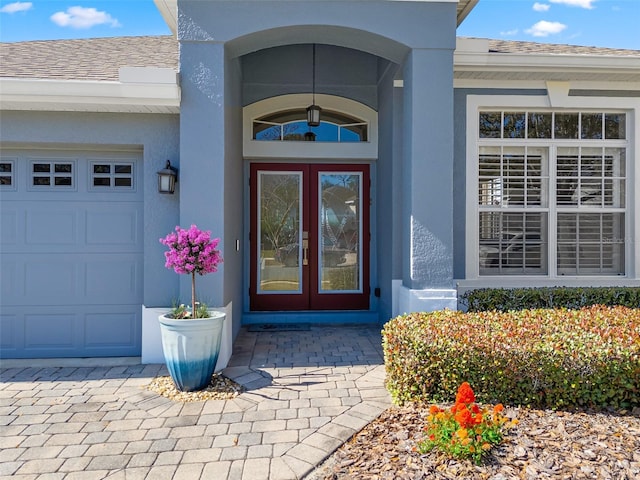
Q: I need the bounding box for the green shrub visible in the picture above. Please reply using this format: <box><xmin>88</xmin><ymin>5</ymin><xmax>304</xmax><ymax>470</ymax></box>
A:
<box><xmin>460</xmin><ymin>286</ymin><xmax>640</xmax><ymax>312</ymax></box>
<box><xmin>382</xmin><ymin>306</ymin><xmax>640</xmax><ymax>409</ymax></box>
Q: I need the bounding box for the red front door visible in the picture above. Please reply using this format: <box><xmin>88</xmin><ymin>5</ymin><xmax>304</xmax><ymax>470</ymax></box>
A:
<box><xmin>250</xmin><ymin>163</ymin><xmax>370</xmax><ymax>311</ymax></box>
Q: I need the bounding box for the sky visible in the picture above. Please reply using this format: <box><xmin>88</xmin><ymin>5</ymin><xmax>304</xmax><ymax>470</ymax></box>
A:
<box><xmin>0</xmin><ymin>0</ymin><xmax>638</xmax><ymax>50</ymax></box>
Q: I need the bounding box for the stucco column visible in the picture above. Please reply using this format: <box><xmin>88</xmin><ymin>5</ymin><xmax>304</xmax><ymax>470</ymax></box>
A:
<box><xmin>399</xmin><ymin>47</ymin><xmax>457</xmax><ymax>313</ymax></box>
<box><xmin>178</xmin><ymin>41</ymin><xmax>226</xmax><ymax>308</ymax></box>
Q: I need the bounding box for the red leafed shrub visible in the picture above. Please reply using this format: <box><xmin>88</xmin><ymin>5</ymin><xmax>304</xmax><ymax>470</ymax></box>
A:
<box><xmin>382</xmin><ymin>305</ymin><xmax>640</xmax><ymax>409</ymax></box>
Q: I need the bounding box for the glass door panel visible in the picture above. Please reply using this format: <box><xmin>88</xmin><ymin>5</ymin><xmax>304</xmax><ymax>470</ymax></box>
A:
<box><xmin>318</xmin><ymin>172</ymin><xmax>362</xmax><ymax>293</ymax></box>
<box><xmin>257</xmin><ymin>171</ymin><xmax>302</xmax><ymax>293</ymax></box>
<box><xmin>250</xmin><ymin>163</ymin><xmax>369</xmax><ymax>311</ymax></box>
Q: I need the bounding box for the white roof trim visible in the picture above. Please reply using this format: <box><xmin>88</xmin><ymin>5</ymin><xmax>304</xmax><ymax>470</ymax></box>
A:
<box><xmin>0</xmin><ymin>69</ymin><xmax>180</xmax><ymax>114</ymax></box>
<box><xmin>455</xmin><ymin>38</ymin><xmax>640</xmax><ymax>74</ymax></box>
<box><xmin>454</xmin><ymin>79</ymin><xmax>640</xmax><ymax>90</ymax></box>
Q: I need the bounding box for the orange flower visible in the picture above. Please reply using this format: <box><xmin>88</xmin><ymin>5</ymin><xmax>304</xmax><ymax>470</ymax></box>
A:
<box><xmin>429</xmin><ymin>434</ymin><xmax>435</xmax><ymax>441</ymax></box>
<box><xmin>429</xmin><ymin>405</ymin><xmax>441</xmax><ymax>415</ymax></box>
<box><xmin>471</xmin><ymin>404</ymin><xmax>481</xmax><ymax>414</ymax></box>
<box><xmin>473</xmin><ymin>413</ymin><xmax>484</xmax><ymax>425</ymax></box>
<box><xmin>493</xmin><ymin>403</ymin><xmax>504</xmax><ymax>413</ymax></box>
<box><xmin>456</xmin><ymin>428</ymin><xmax>468</xmax><ymax>439</ymax></box>
<box><xmin>454</xmin><ymin>406</ymin><xmax>473</xmax><ymax>429</ymax></box>
<box><xmin>455</xmin><ymin>382</ymin><xmax>476</xmax><ymax>404</ymax></box>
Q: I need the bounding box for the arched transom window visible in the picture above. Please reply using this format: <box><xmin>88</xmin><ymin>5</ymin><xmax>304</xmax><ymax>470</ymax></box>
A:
<box><xmin>243</xmin><ymin>94</ymin><xmax>378</xmax><ymax>159</ymax></box>
<box><xmin>253</xmin><ymin>109</ymin><xmax>368</xmax><ymax>142</ymax></box>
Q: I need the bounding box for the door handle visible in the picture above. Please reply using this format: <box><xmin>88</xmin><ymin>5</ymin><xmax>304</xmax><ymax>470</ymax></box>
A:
<box><xmin>302</xmin><ymin>232</ymin><xmax>309</xmax><ymax>266</ymax></box>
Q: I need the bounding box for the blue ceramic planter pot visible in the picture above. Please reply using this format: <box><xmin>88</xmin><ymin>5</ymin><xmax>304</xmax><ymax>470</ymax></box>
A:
<box><xmin>158</xmin><ymin>312</ymin><xmax>226</xmax><ymax>392</ymax></box>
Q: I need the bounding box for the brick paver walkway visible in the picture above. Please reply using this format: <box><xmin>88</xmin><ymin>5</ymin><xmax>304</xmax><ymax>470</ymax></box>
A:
<box><xmin>0</xmin><ymin>325</ymin><xmax>390</xmax><ymax>479</ymax></box>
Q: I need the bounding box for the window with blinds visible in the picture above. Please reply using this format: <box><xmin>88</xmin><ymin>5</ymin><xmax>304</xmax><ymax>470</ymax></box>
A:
<box><xmin>477</xmin><ymin>110</ymin><xmax>627</xmax><ymax>277</ymax></box>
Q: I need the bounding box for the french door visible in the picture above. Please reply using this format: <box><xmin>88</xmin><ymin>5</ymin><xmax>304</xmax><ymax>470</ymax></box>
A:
<box><xmin>250</xmin><ymin>163</ymin><xmax>370</xmax><ymax>311</ymax></box>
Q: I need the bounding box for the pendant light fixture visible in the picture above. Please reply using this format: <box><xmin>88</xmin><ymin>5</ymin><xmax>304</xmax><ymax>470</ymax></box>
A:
<box><xmin>306</xmin><ymin>44</ymin><xmax>322</xmax><ymax>127</ymax></box>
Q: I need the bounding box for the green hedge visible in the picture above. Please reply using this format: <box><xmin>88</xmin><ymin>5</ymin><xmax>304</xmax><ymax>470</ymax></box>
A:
<box><xmin>382</xmin><ymin>306</ymin><xmax>640</xmax><ymax>409</ymax></box>
<box><xmin>460</xmin><ymin>286</ymin><xmax>640</xmax><ymax>312</ymax></box>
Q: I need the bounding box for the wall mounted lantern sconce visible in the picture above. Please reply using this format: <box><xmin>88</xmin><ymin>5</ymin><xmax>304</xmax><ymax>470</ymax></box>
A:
<box><xmin>306</xmin><ymin>44</ymin><xmax>322</xmax><ymax>128</ymax></box>
<box><xmin>157</xmin><ymin>160</ymin><xmax>178</xmax><ymax>194</ymax></box>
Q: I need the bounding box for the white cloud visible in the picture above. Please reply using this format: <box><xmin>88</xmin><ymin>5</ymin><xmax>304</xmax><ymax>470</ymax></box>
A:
<box><xmin>0</xmin><ymin>2</ymin><xmax>33</xmax><ymax>13</ymax></box>
<box><xmin>549</xmin><ymin>0</ymin><xmax>596</xmax><ymax>9</ymax></box>
<box><xmin>525</xmin><ymin>20</ymin><xmax>567</xmax><ymax>37</ymax></box>
<box><xmin>533</xmin><ymin>3</ymin><xmax>551</xmax><ymax>12</ymax></box>
<box><xmin>50</xmin><ymin>6</ymin><xmax>121</xmax><ymax>29</ymax></box>
<box><xmin>500</xmin><ymin>29</ymin><xmax>519</xmax><ymax>36</ymax></box>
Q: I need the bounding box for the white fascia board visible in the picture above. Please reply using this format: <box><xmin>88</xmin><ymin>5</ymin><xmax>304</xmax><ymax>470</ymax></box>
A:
<box><xmin>153</xmin><ymin>0</ymin><xmax>177</xmax><ymax>35</ymax></box>
<box><xmin>454</xmin><ymin>79</ymin><xmax>640</xmax><ymax>90</ymax></box>
<box><xmin>455</xmin><ymin>51</ymin><xmax>640</xmax><ymax>74</ymax></box>
<box><xmin>0</xmin><ymin>77</ymin><xmax>180</xmax><ymax>112</ymax></box>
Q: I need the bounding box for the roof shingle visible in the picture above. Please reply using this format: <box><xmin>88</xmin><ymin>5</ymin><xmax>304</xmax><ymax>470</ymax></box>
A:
<box><xmin>0</xmin><ymin>36</ymin><xmax>178</xmax><ymax>81</ymax></box>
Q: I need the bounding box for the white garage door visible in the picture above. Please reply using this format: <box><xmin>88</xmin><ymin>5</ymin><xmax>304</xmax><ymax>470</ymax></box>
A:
<box><xmin>0</xmin><ymin>148</ymin><xmax>143</xmax><ymax>358</ymax></box>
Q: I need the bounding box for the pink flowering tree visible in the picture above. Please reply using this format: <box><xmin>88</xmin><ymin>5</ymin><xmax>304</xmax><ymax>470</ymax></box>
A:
<box><xmin>160</xmin><ymin>225</ymin><xmax>223</xmax><ymax>319</ymax></box>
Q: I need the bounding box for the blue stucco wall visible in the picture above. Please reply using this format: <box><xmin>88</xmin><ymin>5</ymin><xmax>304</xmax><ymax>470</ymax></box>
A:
<box><xmin>402</xmin><ymin>48</ymin><xmax>455</xmax><ymax>289</ymax></box>
<box><xmin>178</xmin><ymin>41</ymin><xmax>228</xmax><ymax>311</ymax></box>
<box><xmin>178</xmin><ymin>0</ymin><xmax>455</xmax><ymax>57</ymax></box>
<box><xmin>0</xmin><ymin>110</ymin><xmax>180</xmax><ymax>307</ymax></box>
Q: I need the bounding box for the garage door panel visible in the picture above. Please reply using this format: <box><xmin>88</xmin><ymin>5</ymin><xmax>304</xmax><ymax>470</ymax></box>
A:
<box><xmin>85</xmin><ymin>257</ymin><xmax>141</xmax><ymax>303</ymax></box>
<box><xmin>0</xmin><ymin>209</ymin><xmax>18</xmax><ymax>245</ymax></box>
<box><xmin>85</xmin><ymin>311</ymin><xmax>138</xmax><ymax>348</ymax></box>
<box><xmin>86</xmin><ymin>207</ymin><xmax>141</xmax><ymax>246</ymax></box>
<box><xmin>0</xmin><ymin>259</ymin><xmax>18</xmax><ymax>301</ymax></box>
<box><xmin>5</xmin><ymin>254</ymin><xmax>142</xmax><ymax>306</ymax></box>
<box><xmin>0</xmin><ymin>314</ymin><xmax>19</xmax><ymax>351</ymax></box>
<box><xmin>24</xmin><ymin>313</ymin><xmax>77</xmax><ymax>349</ymax></box>
<box><xmin>24</xmin><ymin>259</ymin><xmax>78</xmax><ymax>303</ymax></box>
<box><xmin>27</xmin><ymin>209</ymin><xmax>78</xmax><ymax>246</ymax></box>
<box><xmin>3</xmin><ymin>202</ymin><xmax>142</xmax><ymax>254</ymax></box>
<box><xmin>0</xmin><ymin>306</ymin><xmax>141</xmax><ymax>358</ymax></box>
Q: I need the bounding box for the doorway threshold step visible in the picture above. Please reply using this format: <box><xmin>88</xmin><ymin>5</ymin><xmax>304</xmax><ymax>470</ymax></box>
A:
<box><xmin>247</xmin><ymin>323</ymin><xmax>310</xmax><ymax>332</ymax></box>
<box><xmin>242</xmin><ymin>310</ymin><xmax>381</xmax><ymax>326</ymax></box>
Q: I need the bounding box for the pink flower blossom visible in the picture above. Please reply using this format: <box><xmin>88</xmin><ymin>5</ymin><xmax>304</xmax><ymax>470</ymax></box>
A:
<box><xmin>160</xmin><ymin>225</ymin><xmax>223</xmax><ymax>318</ymax></box>
<box><xmin>160</xmin><ymin>225</ymin><xmax>222</xmax><ymax>276</ymax></box>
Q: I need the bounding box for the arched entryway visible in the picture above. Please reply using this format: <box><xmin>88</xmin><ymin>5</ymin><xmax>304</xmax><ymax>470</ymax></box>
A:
<box><xmin>243</xmin><ymin>92</ymin><xmax>379</xmax><ymax>320</ymax></box>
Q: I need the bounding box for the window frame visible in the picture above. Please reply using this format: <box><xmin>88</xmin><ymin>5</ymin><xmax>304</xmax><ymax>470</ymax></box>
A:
<box><xmin>27</xmin><ymin>159</ymin><xmax>76</xmax><ymax>191</ymax></box>
<box><xmin>88</xmin><ymin>161</ymin><xmax>135</xmax><ymax>191</ymax></box>
<box><xmin>0</xmin><ymin>158</ymin><xmax>16</xmax><ymax>190</ymax></box>
<box><xmin>465</xmin><ymin>94</ymin><xmax>638</xmax><ymax>283</ymax></box>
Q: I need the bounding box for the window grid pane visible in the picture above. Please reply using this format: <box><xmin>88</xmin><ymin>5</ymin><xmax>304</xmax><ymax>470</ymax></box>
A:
<box><xmin>31</xmin><ymin>162</ymin><xmax>73</xmax><ymax>188</ymax></box>
<box><xmin>0</xmin><ymin>162</ymin><xmax>13</xmax><ymax>186</ymax></box>
<box><xmin>557</xmin><ymin>213</ymin><xmax>625</xmax><ymax>275</ymax></box>
<box><xmin>91</xmin><ymin>162</ymin><xmax>134</xmax><ymax>190</ymax></box>
<box><xmin>479</xmin><ymin>212</ymin><xmax>548</xmax><ymax>275</ymax></box>
<box><xmin>556</xmin><ymin>147</ymin><xmax>625</xmax><ymax>208</ymax></box>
